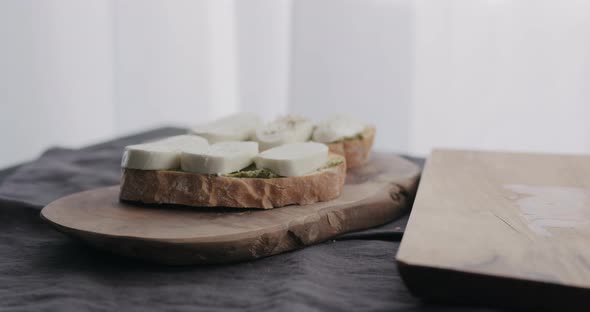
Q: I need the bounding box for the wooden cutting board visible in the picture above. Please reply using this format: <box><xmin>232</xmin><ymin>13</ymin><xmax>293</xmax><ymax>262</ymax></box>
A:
<box><xmin>396</xmin><ymin>149</ymin><xmax>590</xmax><ymax>309</ymax></box>
<box><xmin>41</xmin><ymin>152</ymin><xmax>420</xmax><ymax>265</ymax></box>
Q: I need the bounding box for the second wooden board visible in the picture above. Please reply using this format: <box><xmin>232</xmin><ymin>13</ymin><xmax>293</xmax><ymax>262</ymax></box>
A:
<box><xmin>397</xmin><ymin>149</ymin><xmax>590</xmax><ymax>309</ymax></box>
<box><xmin>41</xmin><ymin>152</ymin><xmax>420</xmax><ymax>265</ymax></box>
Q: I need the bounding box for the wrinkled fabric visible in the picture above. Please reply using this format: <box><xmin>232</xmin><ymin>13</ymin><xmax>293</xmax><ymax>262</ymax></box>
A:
<box><xmin>0</xmin><ymin>128</ymin><xmax>493</xmax><ymax>312</ymax></box>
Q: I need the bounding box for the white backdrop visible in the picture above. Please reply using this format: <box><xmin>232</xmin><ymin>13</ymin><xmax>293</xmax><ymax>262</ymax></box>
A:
<box><xmin>1</xmin><ymin>0</ymin><xmax>589</xmax><ymax>168</ymax></box>
<box><xmin>409</xmin><ymin>0</ymin><xmax>590</xmax><ymax>155</ymax></box>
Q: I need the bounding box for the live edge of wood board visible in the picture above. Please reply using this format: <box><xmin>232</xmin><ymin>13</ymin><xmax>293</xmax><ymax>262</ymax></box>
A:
<box><xmin>41</xmin><ymin>152</ymin><xmax>421</xmax><ymax>265</ymax></box>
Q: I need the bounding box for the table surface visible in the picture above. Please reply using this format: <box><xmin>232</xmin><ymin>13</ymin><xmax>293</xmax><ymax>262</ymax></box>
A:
<box><xmin>0</xmin><ymin>128</ymin><xmax>494</xmax><ymax>312</ymax></box>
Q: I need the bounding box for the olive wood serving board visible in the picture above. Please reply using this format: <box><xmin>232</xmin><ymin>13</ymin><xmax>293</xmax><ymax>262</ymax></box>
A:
<box><xmin>396</xmin><ymin>149</ymin><xmax>590</xmax><ymax>310</ymax></box>
<box><xmin>41</xmin><ymin>152</ymin><xmax>420</xmax><ymax>265</ymax></box>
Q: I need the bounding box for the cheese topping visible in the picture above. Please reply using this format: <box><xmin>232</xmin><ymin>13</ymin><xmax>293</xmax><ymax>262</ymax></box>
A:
<box><xmin>312</xmin><ymin>114</ymin><xmax>366</xmax><ymax>143</ymax></box>
<box><xmin>181</xmin><ymin>141</ymin><xmax>259</xmax><ymax>175</ymax></box>
<box><xmin>254</xmin><ymin>115</ymin><xmax>314</xmax><ymax>151</ymax></box>
<box><xmin>122</xmin><ymin>135</ymin><xmax>208</xmax><ymax>170</ymax></box>
<box><xmin>190</xmin><ymin>112</ymin><xmax>262</xmax><ymax>143</ymax></box>
<box><xmin>255</xmin><ymin>142</ymin><xmax>328</xmax><ymax>177</ymax></box>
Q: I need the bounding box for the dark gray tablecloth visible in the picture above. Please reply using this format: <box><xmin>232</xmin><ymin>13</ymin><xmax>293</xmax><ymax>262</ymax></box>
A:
<box><xmin>0</xmin><ymin>128</ymin><xmax>494</xmax><ymax>312</ymax></box>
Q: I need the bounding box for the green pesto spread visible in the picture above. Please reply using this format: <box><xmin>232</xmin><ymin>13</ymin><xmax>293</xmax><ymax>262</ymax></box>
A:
<box><xmin>331</xmin><ymin>132</ymin><xmax>363</xmax><ymax>144</ymax></box>
<box><xmin>318</xmin><ymin>157</ymin><xmax>344</xmax><ymax>170</ymax></box>
<box><xmin>223</xmin><ymin>157</ymin><xmax>343</xmax><ymax>179</ymax></box>
<box><xmin>224</xmin><ymin>165</ymin><xmax>280</xmax><ymax>178</ymax></box>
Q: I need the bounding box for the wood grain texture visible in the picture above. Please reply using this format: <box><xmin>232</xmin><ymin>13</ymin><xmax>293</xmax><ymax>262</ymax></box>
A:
<box><xmin>397</xmin><ymin>149</ymin><xmax>590</xmax><ymax>309</ymax></box>
<box><xmin>41</xmin><ymin>153</ymin><xmax>420</xmax><ymax>265</ymax></box>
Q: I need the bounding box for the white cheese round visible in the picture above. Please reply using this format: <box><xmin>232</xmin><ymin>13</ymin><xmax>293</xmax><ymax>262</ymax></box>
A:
<box><xmin>255</xmin><ymin>142</ymin><xmax>328</xmax><ymax>177</ymax></box>
<box><xmin>181</xmin><ymin>141</ymin><xmax>259</xmax><ymax>175</ymax></box>
<box><xmin>312</xmin><ymin>114</ymin><xmax>365</xmax><ymax>143</ymax></box>
<box><xmin>190</xmin><ymin>112</ymin><xmax>262</xmax><ymax>143</ymax></box>
<box><xmin>121</xmin><ymin>135</ymin><xmax>208</xmax><ymax>170</ymax></box>
<box><xmin>254</xmin><ymin>115</ymin><xmax>314</xmax><ymax>151</ymax></box>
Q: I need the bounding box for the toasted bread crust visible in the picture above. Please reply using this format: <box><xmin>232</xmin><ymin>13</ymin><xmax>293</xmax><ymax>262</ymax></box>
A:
<box><xmin>327</xmin><ymin>126</ymin><xmax>375</xmax><ymax>169</ymax></box>
<box><xmin>119</xmin><ymin>155</ymin><xmax>346</xmax><ymax>209</ymax></box>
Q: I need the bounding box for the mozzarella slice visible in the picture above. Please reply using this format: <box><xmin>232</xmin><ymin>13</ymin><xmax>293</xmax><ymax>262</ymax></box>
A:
<box><xmin>122</xmin><ymin>135</ymin><xmax>208</xmax><ymax>170</ymax></box>
<box><xmin>253</xmin><ymin>115</ymin><xmax>314</xmax><ymax>151</ymax></box>
<box><xmin>181</xmin><ymin>141</ymin><xmax>259</xmax><ymax>174</ymax></box>
<box><xmin>255</xmin><ymin>142</ymin><xmax>328</xmax><ymax>177</ymax></box>
<box><xmin>154</xmin><ymin>134</ymin><xmax>209</xmax><ymax>146</ymax></box>
<box><xmin>190</xmin><ymin>112</ymin><xmax>263</xmax><ymax>143</ymax></box>
<box><xmin>312</xmin><ymin>114</ymin><xmax>366</xmax><ymax>143</ymax></box>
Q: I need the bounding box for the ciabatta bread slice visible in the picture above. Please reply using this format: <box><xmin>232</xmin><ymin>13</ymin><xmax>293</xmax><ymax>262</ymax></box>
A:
<box><xmin>327</xmin><ymin>126</ymin><xmax>375</xmax><ymax>169</ymax></box>
<box><xmin>119</xmin><ymin>154</ymin><xmax>346</xmax><ymax>209</ymax></box>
